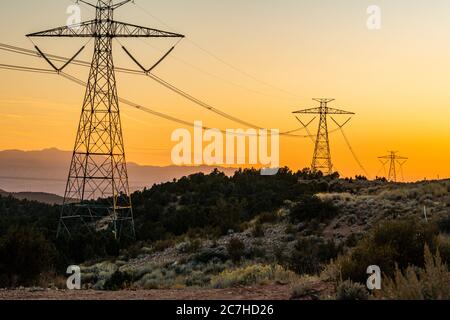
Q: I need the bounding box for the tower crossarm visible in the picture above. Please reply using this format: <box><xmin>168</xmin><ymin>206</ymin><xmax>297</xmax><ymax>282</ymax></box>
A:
<box><xmin>109</xmin><ymin>0</ymin><xmax>133</xmax><ymax>10</ymax></box>
<box><xmin>293</xmin><ymin>107</ymin><xmax>323</xmax><ymax>114</ymax></box>
<box><xmin>326</xmin><ymin>107</ymin><xmax>355</xmax><ymax>115</ymax></box>
<box><xmin>111</xmin><ymin>21</ymin><xmax>185</xmax><ymax>38</ymax></box>
<box><xmin>27</xmin><ymin>20</ymin><xmax>99</xmax><ymax>38</ymax></box>
<box><xmin>27</xmin><ymin>20</ymin><xmax>184</xmax><ymax>38</ymax></box>
<box><xmin>378</xmin><ymin>155</ymin><xmax>408</xmax><ymax>160</ymax></box>
<box><xmin>293</xmin><ymin>107</ymin><xmax>354</xmax><ymax>115</ymax></box>
<box><xmin>78</xmin><ymin>0</ymin><xmax>139</xmax><ymax>10</ymax></box>
<box><xmin>378</xmin><ymin>151</ymin><xmax>408</xmax><ymax>182</ymax></box>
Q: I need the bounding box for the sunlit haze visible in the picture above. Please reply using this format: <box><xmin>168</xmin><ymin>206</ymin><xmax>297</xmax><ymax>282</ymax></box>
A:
<box><xmin>1</xmin><ymin>0</ymin><xmax>450</xmax><ymax>181</ymax></box>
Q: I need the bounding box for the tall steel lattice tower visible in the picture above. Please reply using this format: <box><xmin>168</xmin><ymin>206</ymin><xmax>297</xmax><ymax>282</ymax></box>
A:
<box><xmin>378</xmin><ymin>151</ymin><xmax>408</xmax><ymax>182</ymax></box>
<box><xmin>27</xmin><ymin>0</ymin><xmax>184</xmax><ymax>239</ymax></box>
<box><xmin>293</xmin><ymin>99</ymin><xmax>355</xmax><ymax>175</ymax></box>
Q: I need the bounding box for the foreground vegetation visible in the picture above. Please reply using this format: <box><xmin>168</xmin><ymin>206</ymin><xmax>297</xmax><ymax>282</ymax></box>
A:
<box><xmin>0</xmin><ymin>168</ymin><xmax>449</xmax><ymax>299</ymax></box>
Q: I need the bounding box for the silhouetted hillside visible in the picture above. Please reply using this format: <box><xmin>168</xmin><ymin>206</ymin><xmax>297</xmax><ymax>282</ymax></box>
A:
<box><xmin>0</xmin><ymin>190</ymin><xmax>64</xmax><ymax>205</ymax></box>
<box><xmin>0</xmin><ymin>149</ymin><xmax>237</xmax><ymax>195</ymax></box>
<box><xmin>1</xmin><ymin>168</ymin><xmax>449</xmax><ymax>299</ymax></box>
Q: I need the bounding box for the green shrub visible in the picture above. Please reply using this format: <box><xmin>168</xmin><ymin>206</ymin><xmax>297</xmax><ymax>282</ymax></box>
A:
<box><xmin>203</xmin><ymin>260</ymin><xmax>232</xmax><ymax>275</ymax></box>
<box><xmin>137</xmin><ymin>268</ymin><xmax>174</xmax><ymax>289</ymax></box>
<box><xmin>191</xmin><ymin>248</ymin><xmax>228</xmax><ymax>264</ymax></box>
<box><xmin>227</xmin><ymin>238</ymin><xmax>246</xmax><ymax>263</ymax></box>
<box><xmin>129</xmin><ymin>265</ymin><xmax>154</xmax><ymax>281</ymax></box>
<box><xmin>186</xmin><ymin>239</ymin><xmax>202</xmax><ymax>253</ymax></box>
<box><xmin>437</xmin><ymin>235</ymin><xmax>450</xmax><ymax>266</ymax></box>
<box><xmin>103</xmin><ymin>271</ymin><xmax>133</xmax><ymax>291</ymax></box>
<box><xmin>152</xmin><ymin>239</ymin><xmax>175</xmax><ymax>252</ymax></box>
<box><xmin>288</xmin><ymin>237</ymin><xmax>341</xmax><ymax>275</ymax></box>
<box><xmin>345</xmin><ymin>233</ymin><xmax>363</xmax><ymax>248</ymax></box>
<box><xmin>290</xmin><ymin>195</ymin><xmax>339</xmax><ymax>223</ymax></box>
<box><xmin>336</xmin><ymin>280</ymin><xmax>369</xmax><ymax>300</ymax></box>
<box><xmin>252</xmin><ymin>222</ymin><xmax>265</xmax><ymax>238</ymax></box>
<box><xmin>340</xmin><ymin>219</ymin><xmax>438</xmax><ymax>283</ymax></box>
<box><xmin>122</xmin><ymin>242</ymin><xmax>143</xmax><ymax>260</ymax></box>
<box><xmin>178</xmin><ymin>239</ymin><xmax>202</xmax><ymax>254</ymax></box>
<box><xmin>246</xmin><ymin>245</ymin><xmax>267</xmax><ymax>260</ymax></box>
<box><xmin>285</xmin><ymin>224</ymin><xmax>297</xmax><ymax>235</ymax></box>
<box><xmin>0</xmin><ymin>227</ymin><xmax>56</xmax><ymax>287</ymax></box>
<box><xmin>258</xmin><ymin>212</ymin><xmax>278</xmax><ymax>224</ymax></box>
<box><xmin>93</xmin><ymin>279</ymin><xmax>106</xmax><ymax>290</ymax></box>
<box><xmin>438</xmin><ymin>217</ymin><xmax>450</xmax><ymax>234</ymax></box>
<box><xmin>274</xmin><ymin>245</ymin><xmax>287</xmax><ymax>265</ymax></box>
<box><xmin>185</xmin><ymin>271</ymin><xmax>211</xmax><ymax>287</ymax></box>
<box><xmin>55</xmin><ymin>232</ymin><xmax>120</xmax><ymax>267</ymax></box>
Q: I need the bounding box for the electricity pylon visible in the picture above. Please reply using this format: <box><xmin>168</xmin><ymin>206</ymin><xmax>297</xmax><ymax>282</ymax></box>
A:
<box><xmin>378</xmin><ymin>151</ymin><xmax>408</xmax><ymax>182</ymax></box>
<box><xmin>27</xmin><ymin>0</ymin><xmax>184</xmax><ymax>239</ymax></box>
<box><xmin>293</xmin><ymin>99</ymin><xmax>354</xmax><ymax>175</ymax></box>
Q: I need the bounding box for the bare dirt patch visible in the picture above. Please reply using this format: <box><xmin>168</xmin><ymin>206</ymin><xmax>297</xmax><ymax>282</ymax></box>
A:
<box><xmin>0</xmin><ymin>285</ymin><xmax>293</xmax><ymax>300</ymax></box>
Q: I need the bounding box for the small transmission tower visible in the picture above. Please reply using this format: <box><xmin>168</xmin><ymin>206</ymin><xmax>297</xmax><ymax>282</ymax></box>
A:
<box><xmin>293</xmin><ymin>99</ymin><xmax>354</xmax><ymax>175</ymax></box>
<box><xmin>378</xmin><ymin>151</ymin><xmax>408</xmax><ymax>182</ymax></box>
<box><xmin>27</xmin><ymin>0</ymin><xmax>184</xmax><ymax>239</ymax></box>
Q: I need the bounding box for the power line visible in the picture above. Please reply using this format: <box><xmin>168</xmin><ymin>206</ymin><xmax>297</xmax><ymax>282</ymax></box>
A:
<box><xmin>337</xmin><ymin>126</ymin><xmax>370</xmax><ymax>178</ymax></box>
<box><xmin>73</xmin><ymin>0</ymin><xmax>302</xmax><ymax>102</ymax></box>
<box><xmin>0</xmin><ymin>42</ymin><xmax>313</xmax><ymax>137</ymax></box>
<box><xmin>131</xmin><ymin>1</ymin><xmax>303</xmax><ymax>100</ymax></box>
<box><xmin>60</xmin><ymin>72</ymin><xmax>316</xmax><ymax>137</ymax></box>
<box><xmin>0</xmin><ymin>50</ymin><xmax>368</xmax><ymax>176</ymax></box>
<box><xmin>132</xmin><ymin>36</ymin><xmax>298</xmax><ymax>102</ymax></box>
<box><xmin>0</xmin><ymin>61</ymin><xmax>315</xmax><ymax>139</ymax></box>
<box><xmin>375</xmin><ymin>163</ymin><xmax>387</xmax><ymax>178</ymax></box>
<box><xmin>327</xmin><ymin>116</ymin><xmax>370</xmax><ymax>177</ymax></box>
<box><xmin>0</xmin><ymin>63</ymin><xmax>55</xmax><ymax>74</ymax></box>
<box><xmin>58</xmin><ymin>72</ymin><xmax>215</xmax><ymax>130</ymax></box>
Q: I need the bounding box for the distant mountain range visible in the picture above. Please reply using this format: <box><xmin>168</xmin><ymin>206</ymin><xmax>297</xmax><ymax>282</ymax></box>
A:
<box><xmin>0</xmin><ymin>189</ymin><xmax>65</xmax><ymax>205</ymax></box>
<box><xmin>0</xmin><ymin>149</ymin><xmax>237</xmax><ymax>201</ymax></box>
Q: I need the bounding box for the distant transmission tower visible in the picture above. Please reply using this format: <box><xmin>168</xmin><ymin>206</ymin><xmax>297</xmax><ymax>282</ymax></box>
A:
<box><xmin>293</xmin><ymin>99</ymin><xmax>354</xmax><ymax>175</ymax></box>
<box><xmin>378</xmin><ymin>151</ymin><xmax>408</xmax><ymax>182</ymax></box>
<box><xmin>28</xmin><ymin>0</ymin><xmax>184</xmax><ymax>239</ymax></box>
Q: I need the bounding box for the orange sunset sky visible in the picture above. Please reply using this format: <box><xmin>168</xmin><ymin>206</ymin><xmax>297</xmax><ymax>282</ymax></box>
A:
<box><xmin>1</xmin><ymin>0</ymin><xmax>450</xmax><ymax>181</ymax></box>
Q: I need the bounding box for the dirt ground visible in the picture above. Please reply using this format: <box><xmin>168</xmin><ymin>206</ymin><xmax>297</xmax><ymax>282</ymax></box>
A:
<box><xmin>0</xmin><ymin>285</ymin><xmax>294</xmax><ymax>300</ymax></box>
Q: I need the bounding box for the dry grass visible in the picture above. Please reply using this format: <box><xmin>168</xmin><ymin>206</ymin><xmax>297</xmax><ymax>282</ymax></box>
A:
<box><xmin>378</xmin><ymin>183</ymin><xmax>448</xmax><ymax>201</ymax></box>
<box><xmin>211</xmin><ymin>264</ymin><xmax>297</xmax><ymax>289</ymax></box>
<box><xmin>290</xmin><ymin>275</ymin><xmax>321</xmax><ymax>299</ymax></box>
<box><xmin>381</xmin><ymin>246</ymin><xmax>450</xmax><ymax>300</ymax></box>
